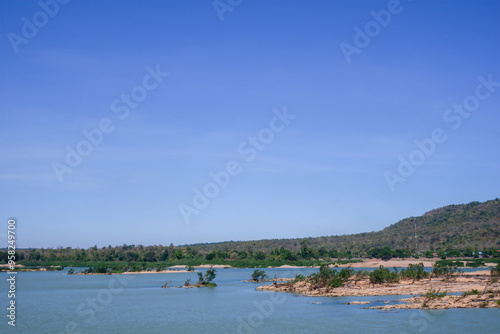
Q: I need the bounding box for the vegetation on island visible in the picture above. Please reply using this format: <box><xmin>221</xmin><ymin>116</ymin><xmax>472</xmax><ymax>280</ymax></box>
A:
<box><xmin>289</xmin><ymin>264</ymin><xmax>356</xmax><ymax>290</ymax></box>
<box><xmin>288</xmin><ymin>262</ymin><xmax>466</xmax><ymax>290</ymax></box>
<box><xmin>250</xmin><ymin>269</ymin><xmax>268</xmax><ymax>282</ymax></box>
<box><xmin>162</xmin><ymin>266</ymin><xmax>217</xmax><ymax>288</ymax></box>
<box><xmin>196</xmin><ymin>266</ymin><xmax>217</xmax><ymax>287</ymax></box>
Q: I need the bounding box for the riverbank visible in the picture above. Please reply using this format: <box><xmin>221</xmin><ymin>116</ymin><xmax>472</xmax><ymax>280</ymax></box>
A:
<box><xmin>122</xmin><ymin>270</ymin><xmax>191</xmax><ymax>274</ymax></box>
<box><xmin>333</xmin><ymin>259</ymin><xmax>436</xmax><ymax>268</ymax></box>
<box><xmin>257</xmin><ymin>271</ymin><xmax>500</xmax><ymax>309</ymax></box>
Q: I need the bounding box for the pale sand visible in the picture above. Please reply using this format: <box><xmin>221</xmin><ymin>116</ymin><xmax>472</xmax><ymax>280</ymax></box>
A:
<box><xmin>122</xmin><ymin>270</ymin><xmax>191</xmax><ymax>274</ymax></box>
<box><xmin>0</xmin><ymin>264</ymin><xmax>25</xmax><ymax>267</ymax></box>
<box><xmin>195</xmin><ymin>264</ymin><xmax>231</xmax><ymax>269</ymax></box>
<box><xmin>334</xmin><ymin>259</ymin><xmax>436</xmax><ymax>268</ymax></box>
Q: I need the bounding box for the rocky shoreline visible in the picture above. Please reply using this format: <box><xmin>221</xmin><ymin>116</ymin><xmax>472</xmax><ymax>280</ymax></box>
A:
<box><xmin>241</xmin><ymin>278</ymin><xmax>293</xmax><ymax>283</ymax></box>
<box><xmin>257</xmin><ymin>271</ymin><xmax>500</xmax><ymax>309</ymax></box>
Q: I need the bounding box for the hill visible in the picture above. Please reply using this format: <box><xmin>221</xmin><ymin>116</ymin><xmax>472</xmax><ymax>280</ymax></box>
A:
<box><xmin>5</xmin><ymin>199</ymin><xmax>499</xmax><ymax>266</ymax></box>
<box><xmin>186</xmin><ymin>199</ymin><xmax>500</xmax><ymax>255</ymax></box>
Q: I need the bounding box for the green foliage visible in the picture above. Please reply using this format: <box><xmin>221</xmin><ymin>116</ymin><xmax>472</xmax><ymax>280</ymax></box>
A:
<box><xmin>435</xmin><ymin>260</ymin><xmax>464</xmax><ymax>267</ymax></box>
<box><xmin>423</xmin><ymin>251</ymin><xmax>434</xmax><ymax>258</ymax></box>
<box><xmin>328</xmin><ymin>277</ymin><xmax>344</xmax><ymax>288</ymax></box>
<box><xmin>424</xmin><ymin>288</ymin><xmax>446</xmax><ymax>298</ymax></box>
<box><xmin>466</xmin><ymin>259</ymin><xmax>485</xmax><ymax>268</ymax></box>
<box><xmin>197</xmin><ymin>266</ymin><xmax>217</xmax><ymax>286</ymax></box>
<box><xmin>251</xmin><ymin>269</ymin><xmax>268</xmax><ymax>281</ymax></box>
<box><xmin>307</xmin><ymin>265</ymin><xmax>353</xmax><ymax>289</ymax></box>
<box><xmin>368</xmin><ymin>246</ymin><xmax>394</xmax><ymax>260</ymax></box>
<box><xmin>400</xmin><ymin>263</ymin><xmax>429</xmax><ymax>281</ymax></box>
<box><xmin>431</xmin><ymin>263</ymin><xmax>462</xmax><ymax>280</ymax></box>
<box><xmin>253</xmin><ymin>252</ymin><xmax>266</xmax><ymax>260</ymax></box>
<box><xmin>369</xmin><ymin>265</ymin><xmax>399</xmax><ymax>284</ymax></box>
<box><xmin>7</xmin><ymin>199</ymin><xmax>500</xmax><ymax>269</ymax></box>
<box><xmin>203</xmin><ymin>282</ymin><xmax>217</xmax><ymax>287</ymax></box>
<box><xmin>292</xmin><ymin>274</ymin><xmax>305</xmax><ymax>283</ymax></box>
<box><xmin>462</xmin><ymin>289</ymin><xmax>480</xmax><ymax>296</ymax></box>
<box><xmin>83</xmin><ymin>265</ymin><xmax>109</xmax><ymax>274</ymax></box>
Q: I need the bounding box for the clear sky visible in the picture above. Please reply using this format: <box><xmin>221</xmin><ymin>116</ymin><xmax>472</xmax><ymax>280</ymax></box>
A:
<box><xmin>1</xmin><ymin>0</ymin><xmax>499</xmax><ymax>248</ymax></box>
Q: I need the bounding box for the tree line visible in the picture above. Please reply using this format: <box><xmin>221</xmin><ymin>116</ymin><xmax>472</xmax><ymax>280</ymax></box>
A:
<box><xmin>1</xmin><ymin>199</ymin><xmax>499</xmax><ymax>266</ymax></box>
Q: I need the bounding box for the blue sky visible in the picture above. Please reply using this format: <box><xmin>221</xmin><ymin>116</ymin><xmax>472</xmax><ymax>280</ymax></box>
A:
<box><xmin>1</xmin><ymin>0</ymin><xmax>499</xmax><ymax>248</ymax></box>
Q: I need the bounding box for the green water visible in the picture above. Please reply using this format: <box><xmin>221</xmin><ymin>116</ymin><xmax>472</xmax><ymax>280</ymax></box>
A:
<box><xmin>0</xmin><ymin>268</ymin><xmax>498</xmax><ymax>333</ymax></box>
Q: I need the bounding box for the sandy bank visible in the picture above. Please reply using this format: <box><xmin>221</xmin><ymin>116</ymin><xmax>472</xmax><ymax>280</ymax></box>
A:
<box><xmin>334</xmin><ymin>259</ymin><xmax>436</xmax><ymax>268</ymax></box>
<box><xmin>122</xmin><ymin>270</ymin><xmax>192</xmax><ymax>274</ymax></box>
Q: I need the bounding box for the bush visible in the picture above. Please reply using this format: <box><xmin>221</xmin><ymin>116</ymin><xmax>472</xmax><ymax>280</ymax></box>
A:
<box><xmin>431</xmin><ymin>263</ymin><xmax>462</xmax><ymax>280</ymax></box>
<box><xmin>197</xmin><ymin>266</ymin><xmax>217</xmax><ymax>286</ymax></box>
<box><xmin>308</xmin><ymin>265</ymin><xmax>353</xmax><ymax>288</ymax></box>
<box><xmin>369</xmin><ymin>266</ymin><xmax>399</xmax><ymax>284</ymax></box>
<box><xmin>400</xmin><ymin>263</ymin><xmax>429</xmax><ymax>281</ymax></box>
<box><xmin>436</xmin><ymin>260</ymin><xmax>464</xmax><ymax>267</ymax></box>
<box><xmin>251</xmin><ymin>269</ymin><xmax>268</xmax><ymax>282</ymax></box>
<box><xmin>466</xmin><ymin>259</ymin><xmax>485</xmax><ymax>268</ymax></box>
<box><xmin>353</xmin><ymin>270</ymin><xmax>367</xmax><ymax>285</ymax></box>
<box><xmin>292</xmin><ymin>274</ymin><xmax>305</xmax><ymax>283</ymax></box>
<box><xmin>328</xmin><ymin>277</ymin><xmax>344</xmax><ymax>288</ymax></box>
<box><xmin>424</xmin><ymin>288</ymin><xmax>446</xmax><ymax>298</ymax></box>
<box><xmin>462</xmin><ymin>289</ymin><xmax>480</xmax><ymax>296</ymax></box>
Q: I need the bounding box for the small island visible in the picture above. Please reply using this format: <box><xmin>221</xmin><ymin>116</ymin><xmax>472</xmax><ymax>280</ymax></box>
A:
<box><xmin>161</xmin><ymin>266</ymin><xmax>217</xmax><ymax>288</ymax></box>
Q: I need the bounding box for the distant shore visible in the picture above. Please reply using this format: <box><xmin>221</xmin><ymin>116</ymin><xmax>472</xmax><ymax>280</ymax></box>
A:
<box><xmin>2</xmin><ymin>260</ymin><xmax>498</xmax><ymax>273</ymax></box>
<box><xmin>122</xmin><ymin>270</ymin><xmax>191</xmax><ymax>274</ymax></box>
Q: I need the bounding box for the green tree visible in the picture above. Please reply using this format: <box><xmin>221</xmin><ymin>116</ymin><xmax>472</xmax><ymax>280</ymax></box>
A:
<box><xmin>174</xmin><ymin>250</ymin><xmax>183</xmax><ymax>260</ymax></box>
<box><xmin>251</xmin><ymin>270</ymin><xmax>268</xmax><ymax>282</ymax></box>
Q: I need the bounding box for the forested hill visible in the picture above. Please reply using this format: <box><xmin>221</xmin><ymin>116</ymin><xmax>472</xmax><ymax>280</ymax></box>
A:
<box><xmin>187</xmin><ymin>199</ymin><xmax>500</xmax><ymax>254</ymax></box>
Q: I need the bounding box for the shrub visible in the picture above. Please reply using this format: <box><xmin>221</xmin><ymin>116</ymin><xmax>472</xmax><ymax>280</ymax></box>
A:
<box><xmin>462</xmin><ymin>289</ymin><xmax>480</xmax><ymax>296</ymax></box>
<box><xmin>424</xmin><ymin>288</ymin><xmax>446</xmax><ymax>298</ymax></box>
<box><xmin>197</xmin><ymin>266</ymin><xmax>217</xmax><ymax>286</ymax></box>
<box><xmin>308</xmin><ymin>265</ymin><xmax>353</xmax><ymax>288</ymax></box>
<box><xmin>466</xmin><ymin>259</ymin><xmax>485</xmax><ymax>268</ymax></box>
<box><xmin>292</xmin><ymin>274</ymin><xmax>305</xmax><ymax>283</ymax></box>
<box><xmin>369</xmin><ymin>265</ymin><xmax>399</xmax><ymax>284</ymax></box>
<box><xmin>328</xmin><ymin>277</ymin><xmax>344</xmax><ymax>288</ymax></box>
<box><xmin>400</xmin><ymin>263</ymin><xmax>429</xmax><ymax>281</ymax></box>
<box><xmin>353</xmin><ymin>270</ymin><xmax>367</xmax><ymax>285</ymax></box>
<box><xmin>431</xmin><ymin>263</ymin><xmax>462</xmax><ymax>281</ymax></box>
<box><xmin>251</xmin><ymin>269</ymin><xmax>268</xmax><ymax>282</ymax></box>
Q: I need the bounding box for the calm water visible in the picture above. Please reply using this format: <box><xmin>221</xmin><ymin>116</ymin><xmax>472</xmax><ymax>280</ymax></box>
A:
<box><xmin>0</xmin><ymin>268</ymin><xmax>498</xmax><ymax>333</ymax></box>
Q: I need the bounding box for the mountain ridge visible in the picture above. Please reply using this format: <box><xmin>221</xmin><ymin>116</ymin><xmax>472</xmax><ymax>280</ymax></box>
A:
<box><xmin>185</xmin><ymin>199</ymin><xmax>500</xmax><ymax>254</ymax></box>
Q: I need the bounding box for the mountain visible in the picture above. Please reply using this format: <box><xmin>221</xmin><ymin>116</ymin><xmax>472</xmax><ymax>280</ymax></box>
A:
<box><xmin>187</xmin><ymin>199</ymin><xmax>500</xmax><ymax>254</ymax></box>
